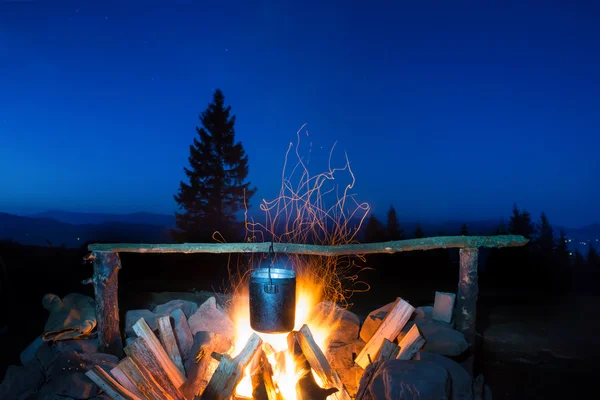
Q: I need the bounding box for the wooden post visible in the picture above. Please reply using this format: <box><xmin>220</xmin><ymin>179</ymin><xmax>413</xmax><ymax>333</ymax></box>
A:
<box><xmin>92</xmin><ymin>250</ymin><xmax>124</xmax><ymax>357</ymax></box>
<box><xmin>455</xmin><ymin>248</ymin><xmax>479</xmax><ymax>373</ymax></box>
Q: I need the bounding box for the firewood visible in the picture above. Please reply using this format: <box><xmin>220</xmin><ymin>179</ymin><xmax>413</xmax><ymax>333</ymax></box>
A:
<box><xmin>375</xmin><ymin>338</ymin><xmax>399</xmax><ymax>362</ymax></box>
<box><xmin>110</xmin><ymin>361</ymin><xmax>144</xmax><ymax>399</ymax></box>
<box><xmin>85</xmin><ymin>365</ymin><xmax>142</xmax><ymax>400</ymax></box>
<box><xmin>297</xmin><ymin>324</ymin><xmax>351</xmax><ymax>400</ymax></box>
<box><xmin>124</xmin><ymin>337</ymin><xmax>186</xmax><ymax>400</ymax></box>
<box><xmin>355</xmin><ymin>298</ymin><xmax>414</xmax><ymax>369</ymax></box>
<box><xmin>181</xmin><ymin>331</ymin><xmax>232</xmax><ymax>400</ymax></box>
<box><xmin>91</xmin><ymin>251</ymin><xmax>124</xmax><ymax>357</ymax></box>
<box><xmin>89</xmin><ymin>235</ymin><xmax>529</xmax><ymax>255</ymax></box>
<box><xmin>288</xmin><ymin>331</ymin><xmax>339</xmax><ymax>400</ymax></box>
<box><xmin>157</xmin><ymin>315</ymin><xmax>186</xmax><ymax>375</ymax></box>
<box><xmin>397</xmin><ymin>324</ymin><xmax>425</xmax><ymax>360</ymax></box>
<box><xmin>250</xmin><ymin>349</ymin><xmax>282</xmax><ymax>400</ymax></box>
<box><xmin>132</xmin><ymin>317</ymin><xmax>186</xmax><ymax>388</ymax></box>
<box><xmin>112</xmin><ymin>357</ymin><xmax>164</xmax><ymax>400</ymax></box>
<box><xmin>199</xmin><ymin>333</ymin><xmax>263</xmax><ymax>400</ymax></box>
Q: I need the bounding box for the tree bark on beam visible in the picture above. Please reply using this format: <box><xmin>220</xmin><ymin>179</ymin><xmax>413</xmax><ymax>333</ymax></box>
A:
<box><xmin>455</xmin><ymin>248</ymin><xmax>479</xmax><ymax>374</ymax></box>
<box><xmin>92</xmin><ymin>251</ymin><xmax>124</xmax><ymax>357</ymax></box>
<box><xmin>89</xmin><ymin>235</ymin><xmax>528</xmax><ymax>255</ymax></box>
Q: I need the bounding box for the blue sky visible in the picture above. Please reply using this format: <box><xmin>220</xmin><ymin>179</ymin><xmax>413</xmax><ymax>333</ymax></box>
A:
<box><xmin>1</xmin><ymin>0</ymin><xmax>599</xmax><ymax>227</ymax></box>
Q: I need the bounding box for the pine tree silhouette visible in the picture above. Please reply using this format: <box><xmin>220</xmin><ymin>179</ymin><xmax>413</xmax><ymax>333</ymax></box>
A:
<box><xmin>386</xmin><ymin>205</ymin><xmax>403</xmax><ymax>240</ymax></box>
<box><xmin>173</xmin><ymin>89</ymin><xmax>256</xmax><ymax>242</ymax></box>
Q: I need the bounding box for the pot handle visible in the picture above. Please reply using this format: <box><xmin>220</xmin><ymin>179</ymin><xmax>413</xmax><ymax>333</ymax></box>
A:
<box><xmin>264</xmin><ymin>284</ymin><xmax>278</xmax><ymax>294</ymax></box>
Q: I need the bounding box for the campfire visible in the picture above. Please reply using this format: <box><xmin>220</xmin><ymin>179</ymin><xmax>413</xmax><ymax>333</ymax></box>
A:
<box><xmin>228</xmin><ymin>276</ymin><xmax>348</xmax><ymax>400</ymax></box>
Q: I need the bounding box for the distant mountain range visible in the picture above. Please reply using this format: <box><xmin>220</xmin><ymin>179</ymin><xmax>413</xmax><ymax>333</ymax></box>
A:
<box><xmin>0</xmin><ymin>210</ymin><xmax>598</xmax><ymax>250</ymax></box>
<box><xmin>31</xmin><ymin>210</ymin><xmax>176</xmax><ymax>228</ymax></box>
<box><xmin>0</xmin><ymin>212</ymin><xmax>174</xmax><ymax>248</ymax></box>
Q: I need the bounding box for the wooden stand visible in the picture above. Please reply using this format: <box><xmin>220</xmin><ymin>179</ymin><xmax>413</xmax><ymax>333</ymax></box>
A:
<box><xmin>455</xmin><ymin>248</ymin><xmax>479</xmax><ymax>373</ymax></box>
<box><xmin>92</xmin><ymin>251</ymin><xmax>124</xmax><ymax>357</ymax></box>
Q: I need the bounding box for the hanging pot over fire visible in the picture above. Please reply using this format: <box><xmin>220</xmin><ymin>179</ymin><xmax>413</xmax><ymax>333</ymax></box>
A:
<box><xmin>249</xmin><ymin>242</ymin><xmax>296</xmax><ymax>333</ymax></box>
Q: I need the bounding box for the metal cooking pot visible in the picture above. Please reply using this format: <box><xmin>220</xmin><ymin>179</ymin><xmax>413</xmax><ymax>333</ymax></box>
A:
<box><xmin>249</xmin><ymin>267</ymin><xmax>296</xmax><ymax>333</ymax></box>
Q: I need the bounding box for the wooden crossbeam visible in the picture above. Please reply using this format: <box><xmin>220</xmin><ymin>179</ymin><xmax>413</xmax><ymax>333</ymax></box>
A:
<box><xmin>88</xmin><ymin>235</ymin><xmax>528</xmax><ymax>255</ymax></box>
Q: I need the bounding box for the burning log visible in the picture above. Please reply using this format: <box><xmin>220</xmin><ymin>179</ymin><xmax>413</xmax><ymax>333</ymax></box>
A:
<box><xmin>181</xmin><ymin>331</ymin><xmax>232</xmax><ymax>399</ymax></box>
<box><xmin>296</xmin><ymin>325</ymin><xmax>351</xmax><ymax>400</ymax></box>
<box><xmin>157</xmin><ymin>316</ymin><xmax>186</xmax><ymax>375</ymax></box>
<box><xmin>396</xmin><ymin>324</ymin><xmax>425</xmax><ymax>360</ymax></box>
<box><xmin>199</xmin><ymin>333</ymin><xmax>262</xmax><ymax>400</ymax></box>
<box><xmin>132</xmin><ymin>317</ymin><xmax>186</xmax><ymax>388</ymax></box>
<box><xmin>90</xmin><ymin>251</ymin><xmax>124</xmax><ymax>357</ymax></box>
<box><xmin>112</xmin><ymin>357</ymin><xmax>164</xmax><ymax>400</ymax></box>
<box><xmin>355</xmin><ymin>298</ymin><xmax>414</xmax><ymax>369</ymax></box>
<box><xmin>85</xmin><ymin>365</ymin><xmax>142</xmax><ymax>400</ymax></box>
<box><xmin>250</xmin><ymin>350</ymin><xmax>282</xmax><ymax>400</ymax></box>
<box><xmin>124</xmin><ymin>337</ymin><xmax>186</xmax><ymax>400</ymax></box>
<box><xmin>287</xmin><ymin>331</ymin><xmax>339</xmax><ymax>400</ymax></box>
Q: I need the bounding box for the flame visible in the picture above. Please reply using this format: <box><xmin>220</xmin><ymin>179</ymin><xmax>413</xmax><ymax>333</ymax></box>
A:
<box><xmin>229</xmin><ymin>274</ymin><xmax>340</xmax><ymax>399</ymax></box>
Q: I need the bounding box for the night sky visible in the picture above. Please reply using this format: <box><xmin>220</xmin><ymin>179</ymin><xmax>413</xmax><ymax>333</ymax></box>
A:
<box><xmin>1</xmin><ymin>0</ymin><xmax>599</xmax><ymax>227</ymax></box>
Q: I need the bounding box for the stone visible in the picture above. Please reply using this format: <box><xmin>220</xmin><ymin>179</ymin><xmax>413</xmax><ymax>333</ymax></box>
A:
<box><xmin>187</xmin><ymin>296</ymin><xmax>235</xmax><ymax>340</ymax></box>
<box><xmin>433</xmin><ymin>292</ymin><xmax>456</xmax><ymax>324</ymax></box>
<box><xmin>0</xmin><ymin>363</ymin><xmax>44</xmax><ymax>400</ymax></box>
<box><xmin>418</xmin><ymin>352</ymin><xmax>473</xmax><ymax>400</ymax></box>
<box><xmin>327</xmin><ymin>339</ymin><xmax>366</xmax><ymax>370</ymax></box>
<box><xmin>20</xmin><ymin>334</ymin><xmax>44</xmax><ymax>365</ymax></box>
<box><xmin>398</xmin><ymin>321</ymin><xmax>468</xmax><ymax>357</ymax></box>
<box><xmin>359</xmin><ymin>359</ymin><xmax>451</xmax><ymax>400</ymax></box>
<box><xmin>337</xmin><ymin>365</ymin><xmax>363</xmax><ymax>397</ymax></box>
<box><xmin>414</xmin><ymin>306</ymin><xmax>434</xmax><ymax>322</ymax></box>
<box><xmin>359</xmin><ymin>301</ymin><xmax>396</xmax><ymax>342</ymax></box>
<box><xmin>125</xmin><ymin>309</ymin><xmax>161</xmax><ymax>337</ymax></box>
<box><xmin>153</xmin><ymin>299</ymin><xmax>199</xmax><ymax>319</ymax></box>
<box><xmin>33</xmin><ymin>350</ymin><xmax>118</xmax><ymax>399</ymax></box>
<box><xmin>312</xmin><ymin>301</ymin><xmax>361</xmax><ymax>345</ymax></box>
<box><xmin>171</xmin><ymin>308</ymin><xmax>194</xmax><ymax>364</ymax></box>
<box><xmin>146</xmin><ymin>291</ymin><xmax>231</xmax><ymax>313</ymax></box>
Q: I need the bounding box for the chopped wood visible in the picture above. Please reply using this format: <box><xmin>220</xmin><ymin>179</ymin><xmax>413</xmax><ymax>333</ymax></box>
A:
<box><xmin>199</xmin><ymin>333</ymin><xmax>263</xmax><ymax>400</ymax></box>
<box><xmin>297</xmin><ymin>324</ymin><xmax>351</xmax><ymax>400</ymax></box>
<box><xmin>91</xmin><ymin>251</ymin><xmax>124</xmax><ymax>357</ymax></box>
<box><xmin>88</xmin><ymin>235</ymin><xmax>529</xmax><ymax>255</ymax></box>
<box><xmin>132</xmin><ymin>317</ymin><xmax>186</xmax><ymax>388</ymax></box>
<box><xmin>112</xmin><ymin>357</ymin><xmax>163</xmax><ymax>400</ymax></box>
<box><xmin>124</xmin><ymin>337</ymin><xmax>186</xmax><ymax>400</ymax></box>
<box><xmin>375</xmin><ymin>338</ymin><xmax>399</xmax><ymax>362</ymax></box>
<box><xmin>157</xmin><ymin>315</ymin><xmax>186</xmax><ymax>375</ymax></box>
<box><xmin>85</xmin><ymin>365</ymin><xmax>142</xmax><ymax>400</ymax></box>
<box><xmin>355</xmin><ymin>298</ymin><xmax>415</xmax><ymax>369</ymax></box>
<box><xmin>287</xmin><ymin>331</ymin><xmax>338</xmax><ymax>400</ymax></box>
<box><xmin>181</xmin><ymin>331</ymin><xmax>232</xmax><ymax>400</ymax></box>
<box><xmin>110</xmin><ymin>361</ymin><xmax>144</xmax><ymax>399</ymax></box>
<box><xmin>250</xmin><ymin>349</ymin><xmax>282</xmax><ymax>400</ymax></box>
<box><xmin>397</xmin><ymin>324</ymin><xmax>425</xmax><ymax>360</ymax></box>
